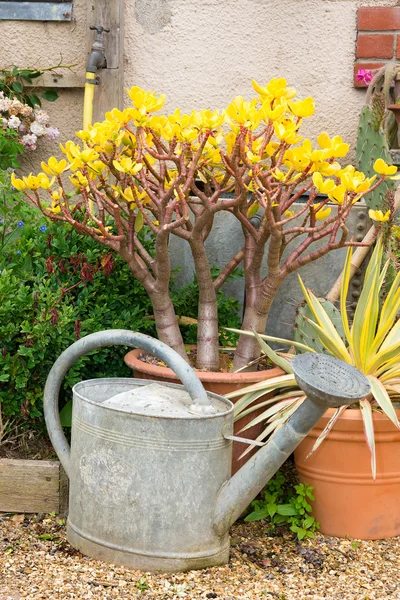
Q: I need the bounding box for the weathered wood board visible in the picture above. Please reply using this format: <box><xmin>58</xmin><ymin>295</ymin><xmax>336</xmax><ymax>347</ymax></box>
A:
<box><xmin>0</xmin><ymin>459</ymin><xmax>68</xmax><ymax>514</ymax></box>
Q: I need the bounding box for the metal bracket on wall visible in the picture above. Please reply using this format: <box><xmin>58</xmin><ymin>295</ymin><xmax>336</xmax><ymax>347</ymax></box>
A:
<box><xmin>0</xmin><ymin>1</ymin><xmax>72</xmax><ymax>21</ymax></box>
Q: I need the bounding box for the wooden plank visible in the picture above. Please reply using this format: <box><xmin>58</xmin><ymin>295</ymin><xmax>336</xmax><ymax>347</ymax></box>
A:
<box><xmin>58</xmin><ymin>465</ymin><xmax>69</xmax><ymax>516</ymax></box>
<box><xmin>87</xmin><ymin>0</ymin><xmax>125</xmax><ymax>123</ymax></box>
<box><xmin>0</xmin><ymin>459</ymin><xmax>60</xmax><ymax>514</ymax></box>
<box><xmin>24</xmin><ymin>72</ymin><xmax>85</xmax><ymax>89</ymax></box>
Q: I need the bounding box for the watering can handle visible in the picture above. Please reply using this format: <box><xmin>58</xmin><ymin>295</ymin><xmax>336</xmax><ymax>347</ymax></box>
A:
<box><xmin>43</xmin><ymin>329</ymin><xmax>212</xmax><ymax>477</ymax></box>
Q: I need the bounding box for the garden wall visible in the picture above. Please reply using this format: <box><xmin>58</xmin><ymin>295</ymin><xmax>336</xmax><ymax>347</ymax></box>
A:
<box><xmin>1</xmin><ymin>0</ymin><xmax>398</xmax><ymax>169</ymax></box>
<box><xmin>1</xmin><ymin>0</ymin><xmax>397</xmax><ymax>338</ymax></box>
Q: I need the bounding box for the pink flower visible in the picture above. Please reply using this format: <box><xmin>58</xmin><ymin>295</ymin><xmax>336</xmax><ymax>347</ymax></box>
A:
<box><xmin>45</xmin><ymin>127</ymin><xmax>59</xmax><ymax>140</ymax></box>
<box><xmin>21</xmin><ymin>133</ymin><xmax>38</xmax><ymax>151</ymax></box>
<box><xmin>356</xmin><ymin>68</ymin><xmax>374</xmax><ymax>85</ymax></box>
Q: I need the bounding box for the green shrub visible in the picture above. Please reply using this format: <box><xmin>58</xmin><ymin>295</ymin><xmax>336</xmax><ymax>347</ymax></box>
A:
<box><xmin>0</xmin><ymin>189</ymin><xmax>242</xmax><ymax>428</ymax></box>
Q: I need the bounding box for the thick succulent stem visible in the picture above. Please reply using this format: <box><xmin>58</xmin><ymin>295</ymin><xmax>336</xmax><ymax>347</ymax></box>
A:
<box><xmin>233</xmin><ymin>272</ymin><xmax>285</xmax><ymax>371</ymax></box>
<box><xmin>190</xmin><ymin>237</ymin><xmax>220</xmax><ymax>371</ymax></box>
<box><xmin>148</xmin><ymin>289</ymin><xmax>188</xmax><ymax>360</ymax></box>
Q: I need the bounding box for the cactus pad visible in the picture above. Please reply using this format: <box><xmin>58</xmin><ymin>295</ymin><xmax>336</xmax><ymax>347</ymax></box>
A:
<box><xmin>293</xmin><ymin>299</ymin><xmax>345</xmax><ymax>354</ymax></box>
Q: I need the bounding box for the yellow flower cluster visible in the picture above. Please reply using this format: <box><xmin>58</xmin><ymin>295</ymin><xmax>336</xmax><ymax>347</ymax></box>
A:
<box><xmin>14</xmin><ymin>80</ymin><xmax>396</xmax><ymax>227</ymax></box>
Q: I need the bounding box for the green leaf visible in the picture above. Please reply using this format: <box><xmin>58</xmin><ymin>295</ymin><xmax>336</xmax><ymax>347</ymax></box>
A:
<box><xmin>28</xmin><ymin>93</ymin><xmax>41</xmax><ymax>108</ymax></box>
<box><xmin>41</xmin><ymin>90</ymin><xmax>59</xmax><ymax>102</ymax></box>
<box><xmin>276</xmin><ymin>504</ymin><xmax>298</xmax><ymax>516</ymax></box>
<box><xmin>135</xmin><ymin>211</ymin><xmax>144</xmax><ymax>233</ymax></box>
<box><xmin>252</xmin><ymin>329</ymin><xmax>293</xmax><ymax>374</ymax></box>
<box><xmin>11</xmin><ymin>81</ymin><xmax>24</xmax><ymax>93</ymax></box>
<box><xmin>59</xmin><ymin>399</ymin><xmax>73</xmax><ymax>427</ymax></box>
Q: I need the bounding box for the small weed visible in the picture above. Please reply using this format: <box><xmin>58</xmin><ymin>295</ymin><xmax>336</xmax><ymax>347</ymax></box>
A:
<box><xmin>245</xmin><ymin>470</ymin><xmax>319</xmax><ymax>540</ymax></box>
<box><xmin>136</xmin><ymin>577</ymin><xmax>148</xmax><ymax>592</ymax></box>
<box><xmin>351</xmin><ymin>540</ymin><xmax>360</xmax><ymax>549</ymax></box>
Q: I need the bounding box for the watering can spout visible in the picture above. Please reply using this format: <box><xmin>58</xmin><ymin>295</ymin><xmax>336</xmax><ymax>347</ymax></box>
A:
<box><xmin>213</xmin><ymin>353</ymin><xmax>371</xmax><ymax>536</ymax></box>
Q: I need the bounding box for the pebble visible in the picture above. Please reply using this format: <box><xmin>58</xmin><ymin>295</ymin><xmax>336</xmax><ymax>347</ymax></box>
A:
<box><xmin>0</xmin><ymin>516</ymin><xmax>399</xmax><ymax>599</ymax></box>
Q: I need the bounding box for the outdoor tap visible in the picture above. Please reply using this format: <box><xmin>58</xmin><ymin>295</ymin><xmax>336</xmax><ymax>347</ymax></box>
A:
<box><xmin>86</xmin><ymin>25</ymin><xmax>110</xmax><ymax>74</ymax></box>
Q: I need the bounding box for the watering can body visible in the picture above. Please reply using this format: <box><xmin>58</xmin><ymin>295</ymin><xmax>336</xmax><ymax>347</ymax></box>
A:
<box><xmin>68</xmin><ymin>378</ymin><xmax>233</xmax><ymax>571</ymax></box>
<box><xmin>44</xmin><ymin>330</ymin><xmax>371</xmax><ymax>572</ymax></box>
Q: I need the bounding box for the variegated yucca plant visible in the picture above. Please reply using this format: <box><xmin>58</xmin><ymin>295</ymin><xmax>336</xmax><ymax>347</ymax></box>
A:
<box><xmin>227</xmin><ymin>240</ymin><xmax>400</xmax><ymax>478</ymax></box>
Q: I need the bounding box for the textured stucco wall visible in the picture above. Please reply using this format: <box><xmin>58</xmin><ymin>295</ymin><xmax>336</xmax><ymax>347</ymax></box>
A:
<box><xmin>1</xmin><ymin>0</ymin><xmax>397</xmax><ymax>337</ymax></box>
<box><xmin>2</xmin><ymin>0</ymin><xmax>397</xmax><ymax>167</ymax></box>
<box><xmin>1</xmin><ymin>0</ymin><xmax>87</xmax><ymax>169</ymax></box>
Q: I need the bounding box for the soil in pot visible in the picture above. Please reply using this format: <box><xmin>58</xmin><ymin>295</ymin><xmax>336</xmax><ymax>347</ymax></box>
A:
<box><xmin>124</xmin><ymin>348</ymin><xmax>284</xmax><ymax>474</ymax></box>
<box><xmin>294</xmin><ymin>408</ymin><xmax>400</xmax><ymax>540</ymax></box>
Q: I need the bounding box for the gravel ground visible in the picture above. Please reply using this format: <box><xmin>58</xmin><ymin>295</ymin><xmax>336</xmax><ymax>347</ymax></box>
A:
<box><xmin>0</xmin><ymin>515</ymin><xmax>399</xmax><ymax>600</ymax></box>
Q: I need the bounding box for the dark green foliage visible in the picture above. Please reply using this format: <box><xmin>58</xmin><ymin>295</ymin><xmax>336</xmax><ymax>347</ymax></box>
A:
<box><xmin>0</xmin><ymin>188</ymin><xmax>243</xmax><ymax>428</ymax></box>
<box><xmin>245</xmin><ymin>469</ymin><xmax>319</xmax><ymax>540</ymax></box>
<box><xmin>0</xmin><ymin>66</ymin><xmax>58</xmax><ymax>108</ymax></box>
<box><xmin>0</xmin><ymin>129</ymin><xmax>24</xmax><ymax>170</ymax></box>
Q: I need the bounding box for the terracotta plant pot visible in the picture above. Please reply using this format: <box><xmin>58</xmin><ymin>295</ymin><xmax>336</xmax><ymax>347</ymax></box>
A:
<box><xmin>294</xmin><ymin>408</ymin><xmax>400</xmax><ymax>540</ymax></box>
<box><xmin>124</xmin><ymin>348</ymin><xmax>283</xmax><ymax>474</ymax></box>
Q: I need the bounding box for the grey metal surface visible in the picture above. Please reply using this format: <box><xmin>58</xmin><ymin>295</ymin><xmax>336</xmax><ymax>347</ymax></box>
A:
<box><xmin>45</xmin><ymin>331</ymin><xmax>368</xmax><ymax>571</ymax></box>
<box><xmin>169</xmin><ymin>203</ymin><xmax>371</xmax><ymax>340</ymax></box>
<box><xmin>68</xmin><ymin>378</ymin><xmax>233</xmax><ymax>572</ymax></box>
<box><xmin>292</xmin><ymin>353</ymin><xmax>371</xmax><ymax>406</ymax></box>
<box><xmin>100</xmin><ymin>382</ymin><xmax>227</xmax><ymax>418</ymax></box>
<box><xmin>43</xmin><ymin>329</ymin><xmax>214</xmax><ymax>477</ymax></box>
<box><xmin>212</xmin><ymin>361</ymin><xmax>355</xmax><ymax>536</ymax></box>
<box><xmin>0</xmin><ymin>2</ymin><xmax>72</xmax><ymax>21</ymax></box>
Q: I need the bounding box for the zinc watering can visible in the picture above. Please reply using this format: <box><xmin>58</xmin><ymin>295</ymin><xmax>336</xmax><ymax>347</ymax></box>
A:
<box><xmin>44</xmin><ymin>330</ymin><xmax>370</xmax><ymax>572</ymax></box>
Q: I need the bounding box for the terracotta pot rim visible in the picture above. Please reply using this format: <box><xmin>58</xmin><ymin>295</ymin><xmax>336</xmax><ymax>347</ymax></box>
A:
<box><xmin>321</xmin><ymin>407</ymin><xmax>400</xmax><ymax>421</ymax></box>
<box><xmin>124</xmin><ymin>348</ymin><xmax>283</xmax><ymax>383</ymax></box>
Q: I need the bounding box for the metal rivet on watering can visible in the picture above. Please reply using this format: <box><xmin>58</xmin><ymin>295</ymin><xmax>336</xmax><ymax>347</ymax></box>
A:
<box><xmin>44</xmin><ymin>334</ymin><xmax>370</xmax><ymax>573</ymax></box>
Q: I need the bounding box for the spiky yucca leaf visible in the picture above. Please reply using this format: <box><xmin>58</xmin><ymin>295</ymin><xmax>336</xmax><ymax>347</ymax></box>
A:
<box><xmin>232</xmin><ymin>240</ymin><xmax>400</xmax><ymax>478</ymax></box>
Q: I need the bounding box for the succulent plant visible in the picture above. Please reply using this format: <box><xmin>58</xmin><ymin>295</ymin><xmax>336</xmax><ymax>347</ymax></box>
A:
<box><xmin>356</xmin><ymin>64</ymin><xmax>399</xmax><ymax>210</ymax></box>
<box><xmin>294</xmin><ymin>298</ymin><xmax>345</xmax><ymax>353</ymax></box>
<box><xmin>356</xmin><ymin>105</ymin><xmax>396</xmax><ymax>211</ymax></box>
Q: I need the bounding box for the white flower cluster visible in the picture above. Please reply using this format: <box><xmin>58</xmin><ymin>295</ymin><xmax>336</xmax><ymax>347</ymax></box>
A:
<box><xmin>0</xmin><ymin>90</ymin><xmax>59</xmax><ymax>151</ymax></box>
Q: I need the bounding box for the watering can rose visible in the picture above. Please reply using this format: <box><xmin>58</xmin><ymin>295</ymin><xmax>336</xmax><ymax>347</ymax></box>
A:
<box><xmin>16</xmin><ymin>78</ymin><xmax>390</xmax><ymax>371</ymax></box>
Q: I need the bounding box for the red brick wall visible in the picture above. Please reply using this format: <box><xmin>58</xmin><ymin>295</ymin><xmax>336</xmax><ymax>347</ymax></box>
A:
<box><xmin>355</xmin><ymin>6</ymin><xmax>400</xmax><ymax>87</ymax></box>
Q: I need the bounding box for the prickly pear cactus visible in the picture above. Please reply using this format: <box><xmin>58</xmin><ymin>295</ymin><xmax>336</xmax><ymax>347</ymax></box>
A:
<box><xmin>356</xmin><ymin>105</ymin><xmax>396</xmax><ymax>211</ymax></box>
<box><xmin>293</xmin><ymin>299</ymin><xmax>345</xmax><ymax>354</ymax></box>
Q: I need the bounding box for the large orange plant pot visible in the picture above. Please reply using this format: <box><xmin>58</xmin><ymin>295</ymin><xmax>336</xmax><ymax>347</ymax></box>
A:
<box><xmin>124</xmin><ymin>348</ymin><xmax>283</xmax><ymax>474</ymax></box>
<box><xmin>294</xmin><ymin>408</ymin><xmax>400</xmax><ymax>540</ymax></box>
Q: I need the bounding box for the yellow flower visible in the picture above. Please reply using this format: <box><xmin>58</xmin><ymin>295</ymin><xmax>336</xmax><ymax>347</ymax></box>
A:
<box><xmin>113</xmin><ymin>157</ymin><xmax>143</xmax><ymax>175</ymax></box>
<box><xmin>41</xmin><ymin>157</ymin><xmax>68</xmax><ymax>176</ymax></box>
<box><xmin>51</xmin><ymin>189</ymin><xmax>62</xmax><ymax>201</ymax></box>
<box><xmin>22</xmin><ymin>173</ymin><xmax>54</xmax><ymax>191</ymax></box>
<box><xmin>328</xmin><ymin>184</ymin><xmax>346</xmax><ymax>205</ymax></box>
<box><xmin>273</xmin><ymin>119</ymin><xmax>302</xmax><ymax>145</ymax></box>
<box><xmin>261</xmin><ymin>100</ymin><xmax>286</xmax><ymax>122</ymax></box>
<box><xmin>284</xmin><ymin>209</ymin><xmax>295</xmax><ymax>218</ymax></box>
<box><xmin>339</xmin><ymin>165</ymin><xmax>376</xmax><ymax>193</ymax></box>
<box><xmin>192</xmin><ymin>109</ymin><xmax>225</xmax><ymax>130</ymax></box>
<box><xmin>317</xmin><ymin>132</ymin><xmax>349</xmax><ymax>159</ymax></box>
<box><xmin>312</xmin><ymin>172</ymin><xmax>336</xmax><ymax>194</ymax></box>
<box><xmin>252</xmin><ymin>78</ymin><xmax>296</xmax><ymax>100</ymax></box>
<box><xmin>37</xmin><ymin>173</ymin><xmax>55</xmax><ymax>190</ymax></box>
<box><xmin>226</xmin><ymin>96</ymin><xmax>261</xmax><ymax>130</ymax></box>
<box><xmin>50</xmin><ymin>201</ymin><xmax>61</xmax><ymax>215</ymax></box>
<box><xmin>127</xmin><ymin>86</ymin><xmax>166</xmax><ymax>113</ymax></box>
<box><xmin>368</xmin><ymin>209</ymin><xmax>391</xmax><ymax>222</ymax></box>
<box><xmin>288</xmin><ymin>97</ymin><xmax>315</xmax><ymax>118</ymax></box>
<box><xmin>69</xmin><ymin>172</ymin><xmax>88</xmax><ymax>189</ymax></box>
<box><xmin>246</xmin><ymin>151</ymin><xmax>262</xmax><ymax>164</ymax></box>
<box><xmin>11</xmin><ymin>172</ymin><xmax>26</xmax><ymax>191</ymax></box>
<box><xmin>313</xmin><ymin>202</ymin><xmax>332</xmax><ymax>220</ymax></box>
<box><xmin>373</xmin><ymin>158</ymin><xmax>399</xmax><ymax>177</ymax></box>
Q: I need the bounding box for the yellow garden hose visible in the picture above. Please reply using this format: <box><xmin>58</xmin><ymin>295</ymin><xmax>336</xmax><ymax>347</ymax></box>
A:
<box><xmin>83</xmin><ymin>71</ymin><xmax>96</xmax><ymax>130</ymax></box>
